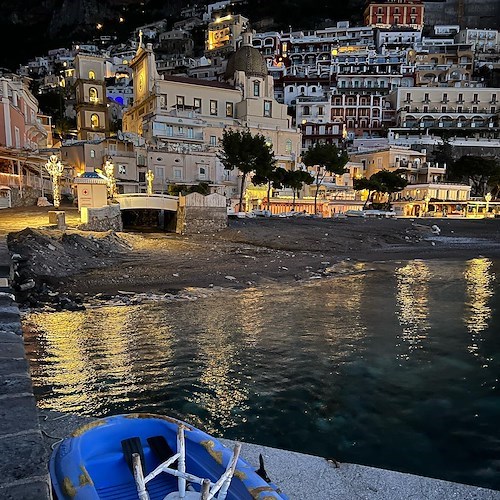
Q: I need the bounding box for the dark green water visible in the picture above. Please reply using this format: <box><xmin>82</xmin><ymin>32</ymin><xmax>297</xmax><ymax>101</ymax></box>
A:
<box><xmin>24</xmin><ymin>258</ymin><xmax>500</xmax><ymax>490</ymax></box>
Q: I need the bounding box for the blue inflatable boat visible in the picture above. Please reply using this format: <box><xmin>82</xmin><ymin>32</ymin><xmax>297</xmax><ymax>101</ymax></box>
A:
<box><xmin>49</xmin><ymin>413</ymin><xmax>287</xmax><ymax>500</ymax></box>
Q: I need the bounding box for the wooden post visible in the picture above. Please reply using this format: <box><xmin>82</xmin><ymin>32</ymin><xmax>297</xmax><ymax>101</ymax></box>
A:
<box><xmin>200</xmin><ymin>479</ymin><xmax>211</xmax><ymax>500</ymax></box>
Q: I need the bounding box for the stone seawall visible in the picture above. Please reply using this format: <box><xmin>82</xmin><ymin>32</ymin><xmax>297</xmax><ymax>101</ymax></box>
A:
<box><xmin>0</xmin><ymin>237</ymin><xmax>51</xmax><ymax>500</ymax></box>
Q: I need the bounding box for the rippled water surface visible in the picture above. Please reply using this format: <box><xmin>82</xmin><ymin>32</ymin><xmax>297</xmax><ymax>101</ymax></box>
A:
<box><xmin>24</xmin><ymin>258</ymin><xmax>500</xmax><ymax>490</ymax></box>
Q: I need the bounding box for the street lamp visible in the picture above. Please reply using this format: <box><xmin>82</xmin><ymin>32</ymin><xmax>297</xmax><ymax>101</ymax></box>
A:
<box><xmin>44</xmin><ymin>155</ymin><xmax>64</xmax><ymax>208</ymax></box>
<box><xmin>485</xmin><ymin>192</ymin><xmax>492</xmax><ymax>216</ymax></box>
<box><xmin>146</xmin><ymin>169</ymin><xmax>154</xmax><ymax>195</ymax></box>
<box><xmin>424</xmin><ymin>194</ymin><xmax>430</xmax><ymax>215</ymax></box>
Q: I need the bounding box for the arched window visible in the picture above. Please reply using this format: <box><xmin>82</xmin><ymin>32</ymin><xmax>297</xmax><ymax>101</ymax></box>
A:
<box><xmin>253</xmin><ymin>80</ymin><xmax>260</xmax><ymax>97</ymax></box>
<box><xmin>285</xmin><ymin>139</ymin><xmax>292</xmax><ymax>153</ymax></box>
<box><xmin>89</xmin><ymin>70</ymin><xmax>96</xmax><ymax>80</ymax></box>
<box><xmin>91</xmin><ymin>114</ymin><xmax>100</xmax><ymax>128</ymax></box>
<box><xmin>89</xmin><ymin>87</ymin><xmax>98</xmax><ymax>103</ymax></box>
<box><xmin>299</xmin><ymin>86</ymin><xmax>305</xmax><ymax>93</ymax></box>
<box><xmin>90</xmin><ymin>149</ymin><xmax>95</xmax><ymax>158</ymax></box>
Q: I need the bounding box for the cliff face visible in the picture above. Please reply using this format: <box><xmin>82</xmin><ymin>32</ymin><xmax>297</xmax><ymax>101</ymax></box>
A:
<box><xmin>424</xmin><ymin>0</ymin><xmax>500</xmax><ymax>30</ymax></box>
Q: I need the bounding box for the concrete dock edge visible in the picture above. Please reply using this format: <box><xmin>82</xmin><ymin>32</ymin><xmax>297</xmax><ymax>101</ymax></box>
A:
<box><xmin>40</xmin><ymin>409</ymin><xmax>500</xmax><ymax>500</ymax></box>
<box><xmin>0</xmin><ymin>236</ymin><xmax>51</xmax><ymax>499</ymax></box>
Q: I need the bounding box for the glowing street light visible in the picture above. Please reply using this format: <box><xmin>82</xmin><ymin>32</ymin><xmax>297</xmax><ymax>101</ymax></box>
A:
<box><xmin>146</xmin><ymin>169</ymin><xmax>154</xmax><ymax>195</ymax></box>
<box><xmin>44</xmin><ymin>155</ymin><xmax>64</xmax><ymax>208</ymax></box>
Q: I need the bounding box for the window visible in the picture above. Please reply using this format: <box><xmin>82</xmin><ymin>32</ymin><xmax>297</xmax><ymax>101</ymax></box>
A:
<box><xmin>176</xmin><ymin>96</ymin><xmax>185</xmax><ymax>108</ymax></box>
<box><xmin>90</xmin><ymin>114</ymin><xmax>99</xmax><ymax>128</ymax></box>
<box><xmin>166</xmin><ymin>125</ymin><xmax>173</xmax><ymax>137</ymax></box>
<box><xmin>441</xmin><ymin>106</ymin><xmax>447</xmax><ymax>112</ymax></box>
<box><xmin>253</xmin><ymin>80</ymin><xmax>260</xmax><ymax>97</ymax></box>
<box><xmin>187</xmin><ymin>127</ymin><xmax>194</xmax><ymax>139</ymax></box>
<box><xmin>90</xmin><ymin>149</ymin><xmax>95</xmax><ymax>158</ymax></box>
<box><xmin>89</xmin><ymin>87</ymin><xmax>98</xmax><ymax>103</ymax></box>
<box><xmin>198</xmin><ymin>166</ymin><xmax>207</xmax><ymax>180</ymax></box>
<box><xmin>226</xmin><ymin>102</ymin><xmax>233</xmax><ymax>117</ymax></box>
<box><xmin>173</xmin><ymin>167</ymin><xmax>183</xmax><ymax>180</ymax></box>
<box><xmin>14</xmin><ymin>127</ymin><xmax>20</xmax><ymax>148</ymax></box>
<box><xmin>209</xmin><ymin>135</ymin><xmax>217</xmax><ymax>146</ymax></box>
<box><xmin>285</xmin><ymin>139</ymin><xmax>292</xmax><ymax>153</ymax></box>
<box><xmin>194</xmin><ymin>98</ymin><xmax>201</xmax><ymax>111</ymax></box>
<box><xmin>264</xmin><ymin>100</ymin><xmax>272</xmax><ymax>117</ymax></box>
<box><xmin>118</xmin><ymin>164</ymin><xmax>126</xmax><ymax>175</ymax></box>
<box><xmin>318</xmin><ymin>106</ymin><xmax>324</xmax><ymax>115</ymax></box>
<box><xmin>155</xmin><ymin>166</ymin><xmax>165</xmax><ymax>180</ymax></box>
<box><xmin>210</xmin><ymin>100</ymin><xmax>218</xmax><ymax>115</ymax></box>
<box><xmin>88</xmin><ymin>70</ymin><xmax>96</xmax><ymax>80</ymax></box>
<box><xmin>303</xmin><ymin>106</ymin><xmax>310</xmax><ymax>115</ymax></box>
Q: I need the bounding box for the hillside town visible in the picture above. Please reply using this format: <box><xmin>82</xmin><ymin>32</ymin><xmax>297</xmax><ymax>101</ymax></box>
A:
<box><xmin>1</xmin><ymin>0</ymin><xmax>500</xmax><ymax>220</ymax></box>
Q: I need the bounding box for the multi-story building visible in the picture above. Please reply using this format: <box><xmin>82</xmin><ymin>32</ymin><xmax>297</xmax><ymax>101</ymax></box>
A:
<box><xmin>123</xmin><ymin>34</ymin><xmax>301</xmax><ymax>198</ymax></box>
<box><xmin>62</xmin><ymin>137</ymin><xmax>141</xmax><ymax>193</ymax></box>
<box><xmin>455</xmin><ymin>28</ymin><xmax>500</xmax><ymax>53</ymax></box>
<box><xmin>410</xmin><ymin>41</ymin><xmax>475</xmax><ymax>87</ymax></box>
<box><xmin>389</xmin><ymin>86</ymin><xmax>499</xmax><ymax>130</ymax></box>
<box><xmin>364</xmin><ymin>0</ymin><xmax>424</xmax><ymax>30</ymax></box>
<box><xmin>0</xmin><ymin>76</ymin><xmax>49</xmax><ymax>150</ymax></box>
<box><xmin>205</xmin><ymin>14</ymin><xmax>249</xmax><ymax>57</ymax></box>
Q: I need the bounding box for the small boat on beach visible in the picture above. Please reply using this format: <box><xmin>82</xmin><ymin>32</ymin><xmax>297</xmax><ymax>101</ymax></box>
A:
<box><xmin>50</xmin><ymin>413</ymin><xmax>287</xmax><ymax>500</ymax></box>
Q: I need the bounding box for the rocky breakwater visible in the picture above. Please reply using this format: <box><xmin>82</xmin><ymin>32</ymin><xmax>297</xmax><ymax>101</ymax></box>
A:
<box><xmin>7</xmin><ymin>227</ymin><xmax>131</xmax><ymax>310</ymax></box>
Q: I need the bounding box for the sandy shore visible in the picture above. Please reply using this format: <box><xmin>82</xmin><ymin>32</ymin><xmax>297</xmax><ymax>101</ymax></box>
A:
<box><xmin>40</xmin><ymin>216</ymin><xmax>500</xmax><ymax>296</ymax></box>
<box><xmin>1</xmin><ymin>206</ymin><xmax>499</xmax><ymax>298</ymax></box>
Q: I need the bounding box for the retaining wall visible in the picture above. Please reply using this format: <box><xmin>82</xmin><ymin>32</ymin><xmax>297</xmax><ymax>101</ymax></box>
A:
<box><xmin>0</xmin><ymin>238</ymin><xmax>50</xmax><ymax>499</ymax></box>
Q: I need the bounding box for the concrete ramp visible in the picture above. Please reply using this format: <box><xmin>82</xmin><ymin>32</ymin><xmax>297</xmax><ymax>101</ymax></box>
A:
<box><xmin>115</xmin><ymin>193</ymin><xmax>179</xmax><ymax>212</ymax></box>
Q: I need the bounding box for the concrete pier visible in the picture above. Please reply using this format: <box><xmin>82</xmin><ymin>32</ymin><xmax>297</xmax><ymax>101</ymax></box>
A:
<box><xmin>40</xmin><ymin>409</ymin><xmax>500</xmax><ymax>500</ymax></box>
<box><xmin>0</xmin><ymin>237</ymin><xmax>51</xmax><ymax>499</ymax></box>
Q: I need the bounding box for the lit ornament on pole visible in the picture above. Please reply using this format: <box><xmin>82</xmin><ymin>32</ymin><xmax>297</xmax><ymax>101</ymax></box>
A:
<box><xmin>44</xmin><ymin>155</ymin><xmax>64</xmax><ymax>208</ymax></box>
<box><xmin>104</xmin><ymin>159</ymin><xmax>117</xmax><ymax>199</ymax></box>
<box><xmin>146</xmin><ymin>169</ymin><xmax>154</xmax><ymax>195</ymax></box>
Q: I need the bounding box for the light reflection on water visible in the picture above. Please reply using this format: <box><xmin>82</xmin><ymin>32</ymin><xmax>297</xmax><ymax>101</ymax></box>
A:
<box><xmin>24</xmin><ymin>259</ymin><xmax>500</xmax><ymax>490</ymax></box>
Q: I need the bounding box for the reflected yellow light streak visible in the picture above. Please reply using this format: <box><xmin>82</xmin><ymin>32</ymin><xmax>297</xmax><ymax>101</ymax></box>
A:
<box><xmin>396</xmin><ymin>260</ymin><xmax>431</xmax><ymax>358</ymax></box>
<box><xmin>464</xmin><ymin>258</ymin><xmax>495</xmax><ymax>355</ymax></box>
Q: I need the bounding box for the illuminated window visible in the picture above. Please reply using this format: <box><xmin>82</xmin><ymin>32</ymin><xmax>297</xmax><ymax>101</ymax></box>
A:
<box><xmin>285</xmin><ymin>139</ymin><xmax>292</xmax><ymax>153</ymax></box>
<box><xmin>90</xmin><ymin>114</ymin><xmax>100</xmax><ymax>128</ymax></box>
<box><xmin>90</xmin><ymin>149</ymin><xmax>95</xmax><ymax>158</ymax></box>
<box><xmin>209</xmin><ymin>135</ymin><xmax>217</xmax><ymax>146</ymax></box>
<box><xmin>226</xmin><ymin>102</ymin><xmax>233</xmax><ymax>117</ymax></box>
<box><xmin>89</xmin><ymin>70</ymin><xmax>96</xmax><ymax>80</ymax></box>
<box><xmin>118</xmin><ymin>164</ymin><xmax>126</xmax><ymax>175</ymax></box>
<box><xmin>89</xmin><ymin>87</ymin><xmax>98</xmax><ymax>103</ymax></box>
<box><xmin>176</xmin><ymin>96</ymin><xmax>185</xmax><ymax>108</ymax></box>
<box><xmin>210</xmin><ymin>100</ymin><xmax>218</xmax><ymax>115</ymax></box>
<box><xmin>194</xmin><ymin>98</ymin><xmax>202</xmax><ymax>111</ymax></box>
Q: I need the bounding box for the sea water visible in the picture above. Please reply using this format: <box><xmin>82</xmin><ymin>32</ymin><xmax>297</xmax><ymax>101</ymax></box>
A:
<box><xmin>24</xmin><ymin>258</ymin><xmax>500</xmax><ymax>490</ymax></box>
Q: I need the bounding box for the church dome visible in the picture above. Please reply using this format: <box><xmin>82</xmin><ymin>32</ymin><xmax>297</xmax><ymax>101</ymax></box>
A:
<box><xmin>224</xmin><ymin>44</ymin><xmax>268</xmax><ymax>80</ymax></box>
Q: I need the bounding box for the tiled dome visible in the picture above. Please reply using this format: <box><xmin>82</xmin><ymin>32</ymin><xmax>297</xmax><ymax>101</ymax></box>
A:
<box><xmin>224</xmin><ymin>45</ymin><xmax>268</xmax><ymax>80</ymax></box>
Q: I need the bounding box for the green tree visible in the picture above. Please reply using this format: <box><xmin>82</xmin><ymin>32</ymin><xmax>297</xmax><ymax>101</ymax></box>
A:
<box><xmin>448</xmin><ymin>155</ymin><xmax>500</xmax><ymax>197</ymax></box>
<box><xmin>302</xmin><ymin>143</ymin><xmax>349</xmax><ymax>215</ymax></box>
<box><xmin>432</xmin><ymin>138</ymin><xmax>455</xmax><ymax>168</ymax></box>
<box><xmin>283</xmin><ymin>169</ymin><xmax>314</xmax><ymax>210</ymax></box>
<box><xmin>353</xmin><ymin>177</ymin><xmax>383</xmax><ymax>209</ymax></box>
<box><xmin>218</xmin><ymin>129</ymin><xmax>275</xmax><ymax>211</ymax></box>
<box><xmin>370</xmin><ymin>169</ymin><xmax>408</xmax><ymax>208</ymax></box>
<box><xmin>252</xmin><ymin>166</ymin><xmax>286</xmax><ymax>211</ymax></box>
